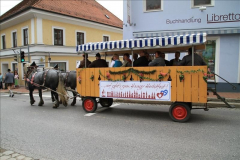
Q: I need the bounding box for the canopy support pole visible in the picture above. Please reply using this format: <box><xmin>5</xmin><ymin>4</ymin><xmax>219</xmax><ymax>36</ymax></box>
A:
<box><xmin>192</xmin><ymin>45</ymin><xmax>194</xmax><ymax>66</ymax></box>
<box><xmin>84</xmin><ymin>52</ymin><xmax>87</xmax><ymax>68</ymax></box>
<box><xmin>131</xmin><ymin>49</ymin><xmax>133</xmax><ymax>67</ymax></box>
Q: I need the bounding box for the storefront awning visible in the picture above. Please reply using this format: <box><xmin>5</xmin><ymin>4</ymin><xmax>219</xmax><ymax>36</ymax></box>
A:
<box><xmin>76</xmin><ymin>33</ymin><xmax>206</xmax><ymax>53</ymax></box>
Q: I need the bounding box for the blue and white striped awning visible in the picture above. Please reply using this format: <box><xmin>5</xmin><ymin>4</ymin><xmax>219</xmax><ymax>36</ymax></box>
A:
<box><xmin>76</xmin><ymin>33</ymin><xmax>206</xmax><ymax>52</ymax></box>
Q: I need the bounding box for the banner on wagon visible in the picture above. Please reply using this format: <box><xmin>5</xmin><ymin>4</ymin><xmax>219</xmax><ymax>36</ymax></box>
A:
<box><xmin>99</xmin><ymin>81</ymin><xmax>171</xmax><ymax>101</ymax></box>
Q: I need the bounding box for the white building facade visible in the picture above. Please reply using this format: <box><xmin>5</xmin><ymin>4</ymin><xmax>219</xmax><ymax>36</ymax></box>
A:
<box><xmin>123</xmin><ymin>0</ymin><xmax>240</xmax><ymax>92</ymax></box>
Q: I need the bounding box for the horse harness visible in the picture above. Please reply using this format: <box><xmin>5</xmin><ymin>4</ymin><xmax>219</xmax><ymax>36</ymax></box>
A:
<box><xmin>26</xmin><ymin>69</ymin><xmax>50</xmax><ymax>87</ymax></box>
<box><xmin>65</xmin><ymin>71</ymin><xmax>71</xmax><ymax>87</ymax></box>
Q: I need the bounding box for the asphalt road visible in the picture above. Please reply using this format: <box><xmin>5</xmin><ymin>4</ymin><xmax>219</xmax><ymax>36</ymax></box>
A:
<box><xmin>1</xmin><ymin>92</ymin><xmax>240</xmax><ymax>160</ymax></box>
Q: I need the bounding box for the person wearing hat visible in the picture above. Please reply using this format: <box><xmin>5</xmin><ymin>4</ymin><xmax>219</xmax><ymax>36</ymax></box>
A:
<box><xmin>78</xmin><ymin>54</ymin><xmax>91</xmax><ymax>68</ymax></box>
<box><xmin>4</xmin><ymin>69</ymin><xmax>15</xmax><ymax>97</ymax></box>
<box><xmin>28</xmin><ymin>61</ymin><xmax>39</xmax><ymax>71</ymax></box>
<box><xmin>88</xmin><ymin>53</ymin><xmax>108</xmax><ymax>68</ymax></box>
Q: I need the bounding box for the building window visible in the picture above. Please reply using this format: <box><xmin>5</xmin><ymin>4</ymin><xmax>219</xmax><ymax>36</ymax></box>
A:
<box><xmin>193</xmin><ymin>0</ymin><xmax>212</xmax><ymax>6</ymax></box>
<box><xmin>12</xmin><ymin>63</ymin><xmax>18</xmax><ymax>72</ymax></box>
<box><xmin>2</xmin><ymin>35</ymin><xmax>6</xmax><ymax>49</ymax></box>
<box><xmin>23</xmin><ymin>28</ymin><xmax>28</xmax><ymax>46</ymax></box>
<box><xmin>77</xmin><ymin>32</ymin><xmax>84</xmax><ymax>45</ymax></box>
<box><xmin>12</xmin><ymin>32</ymin><xmax>17</xmax><ymax>47</ymax></box>
<box><xmin>54</xmin><ymin>29</ymin><xmax>63</xmax><ymax>46</ymax></box>
<box><xmin>146</xmin><ymin>0</ymin><xmax>161</xmax><ymax>11</ymax></box>
<box><xmin>197</xmin><ymin>40</ymin><xmax>216</xmax><ymax>81</ymax></box>
<box><xmin>103</xmin><ymin>36</ymin><xmax>109</xmax><ymax>42</ymax></box>
<box><xmin>50</xmin><ymin>62</ymin><xmax>66</xmax><ymax>72</ymax></box>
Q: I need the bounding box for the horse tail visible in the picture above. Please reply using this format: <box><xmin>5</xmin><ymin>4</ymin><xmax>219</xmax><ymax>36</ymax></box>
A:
<box><xmin>56</xmin><ymin>72</ymin><xmax>68</xmax><ymax>106</ymax></box>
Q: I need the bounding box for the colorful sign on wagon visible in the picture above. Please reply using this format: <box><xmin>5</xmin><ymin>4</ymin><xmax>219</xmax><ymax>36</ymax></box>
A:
<box><xmin>99</xmin><ymin>81</ymin><xmax>171</xmax><ymax>101</ymax></box>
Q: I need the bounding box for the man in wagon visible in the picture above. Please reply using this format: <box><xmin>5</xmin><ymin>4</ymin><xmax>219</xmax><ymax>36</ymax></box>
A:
<box><xmin>178</xmin><ymin>48</ymin><xmax>206</xmax><ymax>66</ymax></box>
<box><xmin>88</xmin><ymin>53</ymin><xmax>108</xmax><ymax>68</ymax></box>
<box><xmin>78</xmin><ymin>53</ymin><xmax>91</xmax><ymax>68</ymax></box>
<box><xmin>169</xmin><ymin>51</ymin><xmax>181</xmax><ymax>66</ymax></box>
<box><xmin>148</xmin><ymin>51</ymin><xmax>165</xmax><ymax>66</ymax></box>
<box><xmin>133</xmin><ymin>50</ymin><xmax>149</xmax><ymax>67</ymax></box>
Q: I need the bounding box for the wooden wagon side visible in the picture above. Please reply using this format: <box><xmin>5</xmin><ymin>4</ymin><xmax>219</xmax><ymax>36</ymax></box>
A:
<box><xmin>77</xmin><ymin>66</ymin><xmax>207</xmax><ymax>104</ymax></box>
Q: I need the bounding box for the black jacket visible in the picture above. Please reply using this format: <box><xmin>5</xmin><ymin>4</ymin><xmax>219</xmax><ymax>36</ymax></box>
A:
<box><xmin>88</xmin><ymin>59</ymin><xmax>108</xmax><ymax>68</ymax></box>
<box><xmin>178</xmin><ymin>53</ymin><xmax>206</xmax><ymax>66</ymax></box>
<box><xmin>133</xmin><ymin>56</ymin><xmax>149</xmax><ymax>67</ymax></box>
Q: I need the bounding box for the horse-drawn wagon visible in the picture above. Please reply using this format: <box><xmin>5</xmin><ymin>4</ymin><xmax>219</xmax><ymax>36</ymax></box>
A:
<box><xmin>76</xmin><ymin>33</ymin><xmax>211</xmax><ymax>122</ymax></box>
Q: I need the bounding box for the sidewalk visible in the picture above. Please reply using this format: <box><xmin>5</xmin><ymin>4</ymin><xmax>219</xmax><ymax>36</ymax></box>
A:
<box><xmin>0</xmin><ymin>86</ymin><xmax>40</xmax><ymax>94</ymax></box>
<box><xmin>1</xmin><ymin>86</ymin><xmax>239</xmax><ymax>100</ymax></box>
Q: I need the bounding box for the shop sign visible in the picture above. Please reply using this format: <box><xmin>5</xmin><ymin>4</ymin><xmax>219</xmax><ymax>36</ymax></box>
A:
<box><xmin>207</xmin><ymin>13</ymin><xmax>240</xmax><ymax>23</ymax></box>
<box><xmin>166</xmin><ymin>17</ymin><xmax>201</xmax><ymax>24</ymax></box>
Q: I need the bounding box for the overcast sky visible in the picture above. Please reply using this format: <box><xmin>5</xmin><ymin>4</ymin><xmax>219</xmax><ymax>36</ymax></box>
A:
<box><xmin>0</xmin><ymin>0</ymin><xmax>123</xmax><ymax>20</ymax></box>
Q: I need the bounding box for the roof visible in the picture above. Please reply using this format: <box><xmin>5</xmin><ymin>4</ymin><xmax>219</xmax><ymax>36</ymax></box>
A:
<box><xmin>0</xmin><ymin>0</ymin><xmax>123</xmax><ymax>29</ymax></box>
<box><xmin>77</xmin><ymin>33</ymin><xmax>207</xmax><ymax>53</ymax></box>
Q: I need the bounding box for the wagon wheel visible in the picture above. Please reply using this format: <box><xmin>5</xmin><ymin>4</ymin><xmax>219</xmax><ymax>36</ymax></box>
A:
<box><xmin>169</xmin><ymin>102</ymin><xmax>191</xmax><ymax>122</ymax></box>
<box><xmin>99</xmin><ymin>98</ymin><xmax>113</xmax><ymax>107</ymax></box>
<box><xmin>82</xmin><ymin>97</ymin><xmax>97</xmax><ymax>113</ymax></box>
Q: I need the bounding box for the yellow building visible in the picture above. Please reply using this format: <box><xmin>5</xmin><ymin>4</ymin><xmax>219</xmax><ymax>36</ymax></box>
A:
<box><xmin>0</xmin><ymin>0</ymin><xmax>123</xmax><ymax>85</ymax></box>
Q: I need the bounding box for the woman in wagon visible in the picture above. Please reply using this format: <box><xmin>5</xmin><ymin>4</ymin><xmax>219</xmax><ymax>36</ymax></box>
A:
<box><xmin>148</xmin><ymin>51</ymin><xmax>165</xmax><ymax>66</ymax></box>
<box><xmin>121</xmin><ymin>53</ymin><xmax>132</xmax><ymax>67</ymax></box>
<box><xmin>112</xmin><ymin>54</ymin><xmax>123</xmax><ymax>67</ymax></box>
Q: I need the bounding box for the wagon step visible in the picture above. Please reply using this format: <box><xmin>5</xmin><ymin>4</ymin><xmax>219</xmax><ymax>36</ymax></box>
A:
<box><xmin>207</xmin><ymin>87</ymin><xmax>235</xmax><ymax>108</ymax></box>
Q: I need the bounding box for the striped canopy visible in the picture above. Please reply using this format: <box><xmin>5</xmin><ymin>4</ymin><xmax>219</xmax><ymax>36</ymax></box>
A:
<box><xmin>76</xmin><ymin>33</ymin><xmax>206</xmax><ymax>52</ymax></box>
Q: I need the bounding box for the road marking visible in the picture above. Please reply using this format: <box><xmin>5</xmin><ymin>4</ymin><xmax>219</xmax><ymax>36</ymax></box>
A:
<box><xmin>84</xmin><ymin>113</ymin><xmax>96</xmax><ymax>116</ymax></box>
<box><xmin>22</xmin><ymin>94</ymin><xmax>52</xmax><ymax>98</ymax></box>
<box><xmin>110</xmin><ymin>103</ymin><xmax>120</xmax><ymax>108</ymax></box>
<box><xmin>84</xmin><ymin>103</ymin><xmax>120</xmax><ymax>117</ymax></box>
<box><xmin>0</xmin><ymin>95</ymin><xmax>10</xmax><ymax>97</ymax></box>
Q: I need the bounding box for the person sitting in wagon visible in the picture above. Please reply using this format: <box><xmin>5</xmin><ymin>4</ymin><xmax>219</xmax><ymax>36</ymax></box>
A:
<box><xmin>133</xmin><ymin>50</ymin><xmax>149</xmax><ymax>67</ymax></box>
<box><xmin>148</xmin><ymin>51</ymin><xmax>165</xmax><ymax>66</ymax></box>
<box><xmin>178</xmin><ymin>48</ymin><xmax>206</xmax><ymax>66</ymax></box>
<box><xmin>121</xmin><ymin>53</ymin><xmax>132</xmax><ymax>67</ymax></box>
<box><xmin>112</xmin><ymin>54</ymin><xmax>122</xmax><ymax>67</ymax></box>
<box><xmin>88</xmin><ymin>53</ymin><xmax>108</xmax><ymax>68</ymax></box>
<box><xmin>78</xmin><ymin>54</ymin><xmax>91</xmax><ymax>68</ymax></box>
<box><xmin>159</xmin><ymin>52</ymin><xmax>170</xmax><ymax>66</ymax></box>
<box><xmin>169</xmin><ymin>51</ymin><xmax>181</xmax><ymax>66</ymax></box>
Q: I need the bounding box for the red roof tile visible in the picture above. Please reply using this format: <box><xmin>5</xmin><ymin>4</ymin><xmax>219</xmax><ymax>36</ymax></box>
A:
<box><xmin>0</xmin><ymin>0</ymin><xmax>123</xmax><ymax>29</ymax></box>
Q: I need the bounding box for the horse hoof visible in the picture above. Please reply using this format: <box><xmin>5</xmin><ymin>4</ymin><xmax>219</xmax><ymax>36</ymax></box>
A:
<box><xmin>30</xmin><ymin>100</ymin><xmax>35</xmax><ymax>105</ymax></box>
<box><xmin>52</xmin><ymin>106</ymin><xmax>58</xmax><ymax>109</ymax></box>
<box><xmin>71</xmin><ymin>102</ymin><xmax>76</xmax><ymax>106</ymax></box>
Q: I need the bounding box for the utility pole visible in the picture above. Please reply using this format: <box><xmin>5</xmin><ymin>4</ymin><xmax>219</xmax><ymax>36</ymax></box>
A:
<box><xmin>48</xmin><ymin>52</ymin><xmax>51</xmax><ymax>67</ymax></box>
<box><xmin>28</xmin><ymin>44</ymin><xmax>30</xmax><ymax>63</ymax></box>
